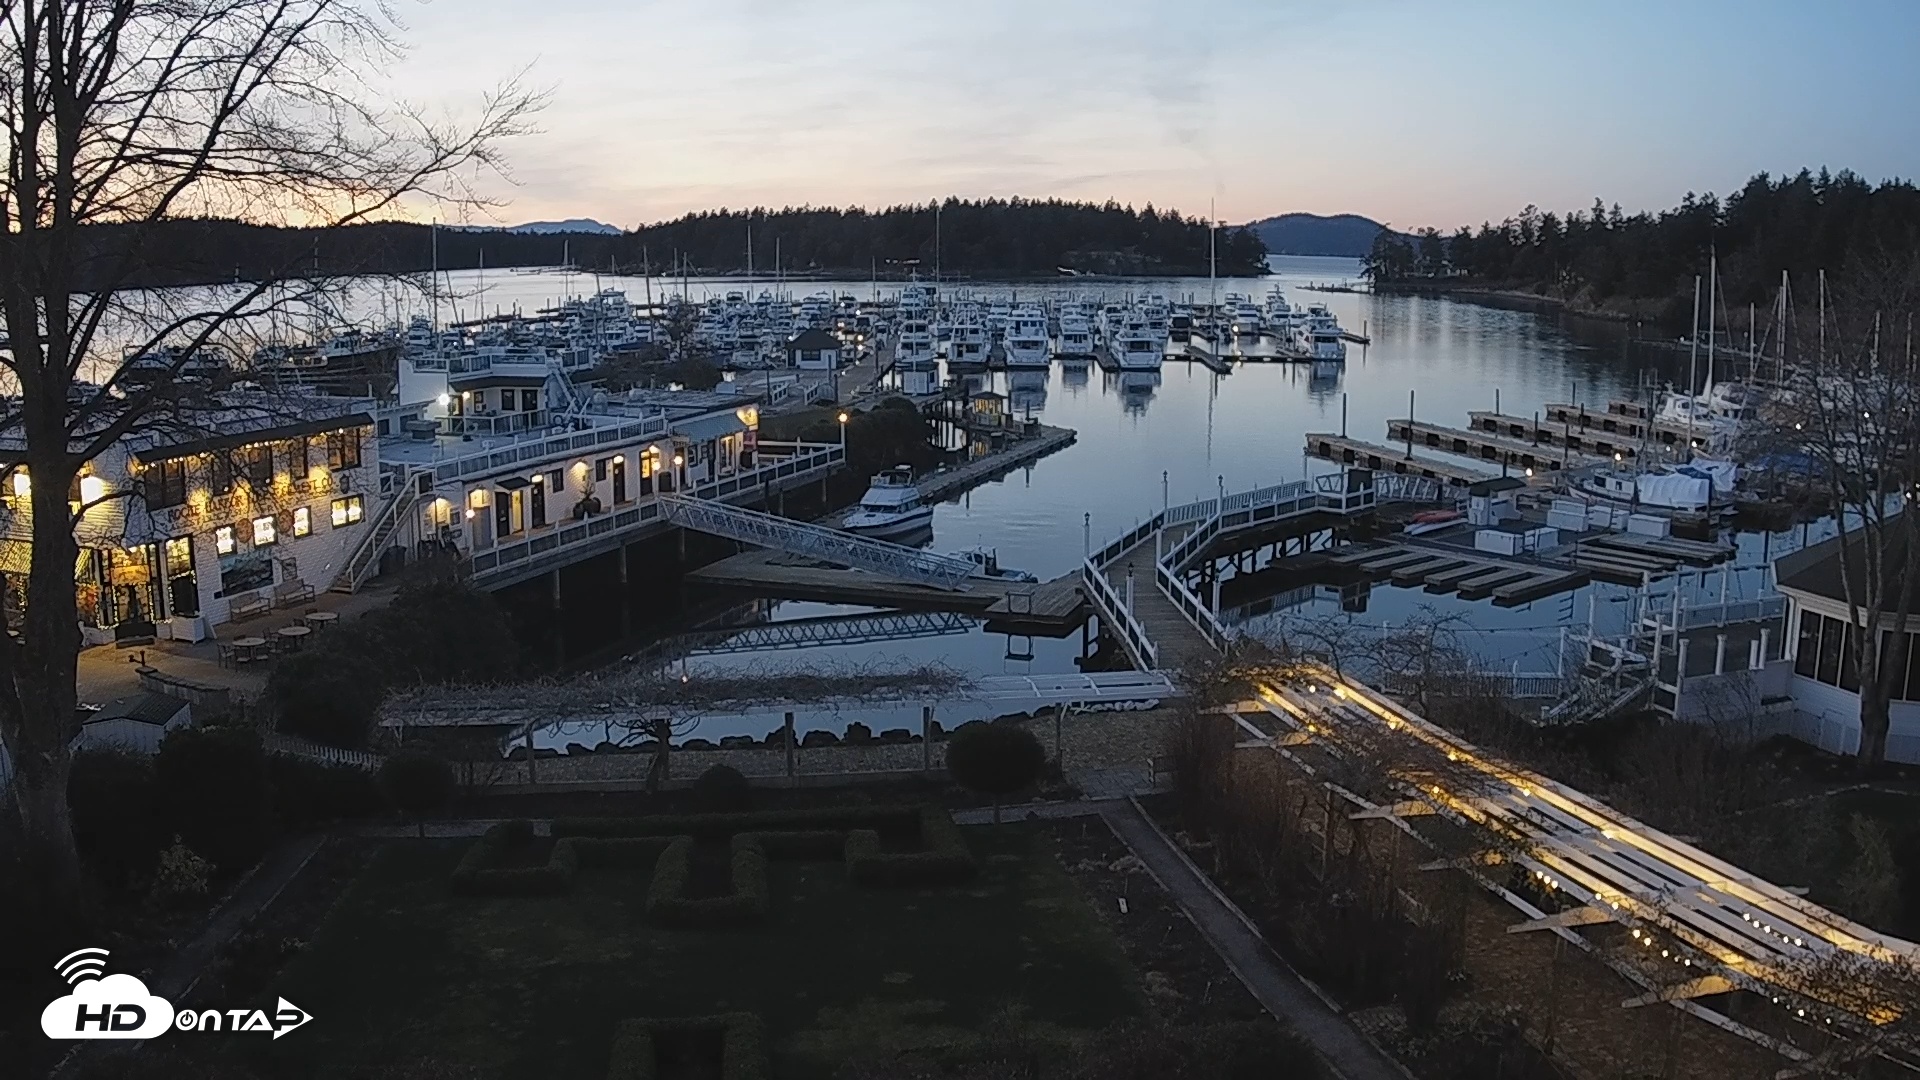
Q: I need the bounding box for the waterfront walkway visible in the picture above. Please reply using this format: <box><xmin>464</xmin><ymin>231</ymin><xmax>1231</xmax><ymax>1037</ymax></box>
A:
<box><xmin>1103</xmin><ymin>525</ymin><xmax>1216</xmax><ymax>669</ymax></box>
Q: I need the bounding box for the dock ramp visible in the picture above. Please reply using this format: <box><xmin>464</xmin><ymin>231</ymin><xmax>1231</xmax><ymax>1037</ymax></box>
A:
<box><xmin>660</xmin><ymin>494</ymin><xmax>978</xmax><ymax>590</ymax></box>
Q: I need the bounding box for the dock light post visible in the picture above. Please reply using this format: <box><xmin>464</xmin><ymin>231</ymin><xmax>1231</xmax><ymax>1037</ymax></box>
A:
<box><xmin>837</xmin><ymin>411</ymin><xmax>849</xmax><ymax>450</ymax></box>
<box><xmin>1162</xmin><ymin>471</ymin><xmax>1169</xmax><ymax>514</ymax></box>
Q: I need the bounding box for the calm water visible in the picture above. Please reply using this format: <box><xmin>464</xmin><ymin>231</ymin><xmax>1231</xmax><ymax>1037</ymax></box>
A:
<box><xmin>408</xmin><ymin>258</ymin><xmax>1812</xmax><ymax>745</ymax></box>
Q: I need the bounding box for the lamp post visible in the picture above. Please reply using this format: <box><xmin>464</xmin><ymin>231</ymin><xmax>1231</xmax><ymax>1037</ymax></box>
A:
<box><xmin>837</xmin><ymin>410</ymin><xmax>849</xmax><ymax>451</ymax></box>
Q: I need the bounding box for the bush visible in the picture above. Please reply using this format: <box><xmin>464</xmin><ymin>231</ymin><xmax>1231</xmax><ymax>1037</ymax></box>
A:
<box><xmin>845</xmin><ymin>807</ymin><xmax>976</xmax><ymax>887</ymax></box>
<box><xmin>267</xmin><ymin>646</ymin><xmax>386</xmax><ymax>749</ymax></box>
<box><xmin>450</xmin><ymin>821</ymin><xmax>571</xmax><ymax>897</ymax></box>
<box><xmin>606</xmin><ymin>1013</ymin><xmax>767</xmax><ymax>1080</ymax></box>
<box><xmin>268</xmin><ymin>756</ymin><xmax>384</xmax><ymax>828</ymax></box>
<box><xmin>68</xmin><ymin>749</ymin><xmax>165</xmax><ymax>892</ymax></box>
<box><xmin>379</xmin><ymin>751</ymin><xmax>456</xmax><ymax>834</ymax></box>
<box><xmin>155</xmin><ymin>726</ymin><xmax>274</xmax><ymax>871</ymax></box>
<box><xmin>946</xmin><ymin>723</ymin><xmax>1046</xmax><ymax>822</ymax></box>
<box><xmin>645</xmin><ymin>835</ymin><xmax>769</xmax><ymax>928</ymax></box>
<box><xmin>147</xmin><ymin>838</ymin><xmax>214</xmax><ymax>908</ymax></box>
<box><xmin>692</xmin><ymin>764</ymin><xmax>751</xmax><ymax>812</ymax></box>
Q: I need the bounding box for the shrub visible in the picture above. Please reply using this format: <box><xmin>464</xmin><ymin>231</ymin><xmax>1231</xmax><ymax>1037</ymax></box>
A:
<box><xmin>379</xmin><ymin>751</ymin><xmax>456</xmax><ymax>835</ymax></box>
<box><xmin>645</xmin><ymin>835</ymin><xmax>769</xmax><ymax>928</ymax></box>
<box><xmin>450</xmin><ymin>820</ymin><xmax>571</xmax><ymax>896</ymax></box>
<box><xmin>147</xmin><ymin>837</ymin><xmax>214</xmax><ymax>908</ymax></box>
<box><xmin>68</xmin><ymin>749</ymin><xmax>165</xmax><ymax>892</ymax></box>
<box><xmin>155</xmin><ymin>726</ymin><xmax>274</xmax><ymax>871</ymax></box>
<box><xmin>606</xmin><ymin>1013</ymin><xmax>767</xmax><ymax>1080</ymax></box>
<box><xmin>267</xmin><ymin>756</ymin><xmax>383</xmax><ymax>829</ymax></box>
<box><xmin>946</xmin><ymin>723</ymin><xmax>1046</xmax><ymax>822</ymax></box>
<box><xmin>692</xmin><ymin>764</ymin><xmax>751</xmax><ymax>812</ymax></box>
<box><xmin>845</xmin><ymin>806</ymin><xmax>976</xmax><ymax>887</ymax></box>
<box><xmin>267</xmin><ymin>646</ymin><xmax>386</xmax><ymax>749</ymax></box>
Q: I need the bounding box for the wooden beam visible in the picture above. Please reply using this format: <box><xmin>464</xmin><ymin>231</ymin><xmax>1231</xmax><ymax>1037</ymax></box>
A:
<box><xmin>1622</xmin><ymin>975</ymin><xmax>1735</xmax><ymax>1008</ymax></box>
<box><xmin>1351</xmin><ymin>800</ymin><xmax>1438</xmax><ymax>820</ymax></box>
<box><xmin>1420</xmin><ymin>851</ymin><xmax>1506</xmax><ymax>871</ymax></box>
<box><xmin>1275</xmin><ymin>731</ymin><xmax>1313</xmax><ymax>747</ymax></box>
<box><xmin>1507</xmin><ymin>906</ymin><xmax>1616</xmax><ymax>934</ymax></box>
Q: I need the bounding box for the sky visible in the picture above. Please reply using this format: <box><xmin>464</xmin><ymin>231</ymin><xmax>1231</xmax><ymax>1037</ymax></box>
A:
<box><xmin>380</xmin><ymin>0</ymin><xmax>1920</xmax><ymax>231</ymax></box>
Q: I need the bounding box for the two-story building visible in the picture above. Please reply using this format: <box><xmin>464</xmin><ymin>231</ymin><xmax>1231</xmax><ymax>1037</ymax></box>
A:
<box><xmin>0</xmin><ymin>392</ymin><xmax>379</xmax><ymax>642</ymax></box>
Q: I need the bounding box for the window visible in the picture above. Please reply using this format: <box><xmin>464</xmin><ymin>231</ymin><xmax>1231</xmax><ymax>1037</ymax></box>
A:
<box><xmin>242</xmin><ymin>444</ymin><xmax>272</xmax><ymax>487</ymax></box>
<box><xmin>547</xmin><ymin>469</ymin><xmax>563</xmax><ymax>493</ymax></box>
<box><xmin>1794</xmin><ymin>610</ymin><xmax>1820</xmax><ymax>678</ymax></box>
<box><xmin>281</xmin><ymin>437</ymin><xmax>309</xmax><ymax>478</ymax></box>
<box><xmin>252</xmin><ymin>515</ymin><xmax>277</xmax><ymax>545</ymax></box>
<box><xmin>522</xmin><ymin>389</ymin><xmax>540</xmax><ymax>412</ymax></box>
<box><xmin>214</xmin><ymin>526</ymin><xmax>235</xmax><ymax>555</ymax></box>
<box><xmin>164</xmin><ymin>536</ymin><xmax>198</xmax><ymax>617</ymax></box>
<box><xmin>208</xmin><ymin>451</ymin><xmax>233</xmax><ymax>496</ymax></box>
<box><xmin>595</xmin><ymin>458</ymin><xmax>609</xmax><ymax>482</ymax></box>
<box><xmin>1839</xmin><ymin>623</ymin><xmax>1861</xmax><ymax>693</ymax></box>
<box><xmin>149</xmin><ymin>459</ymin><xmax>189</xmax><ymax>510</ymax></box>
<box><xmin>330</xmin><ymin>495</ymin><xmax>364</xmax><ymax>528</ymax></box>
<box><xmin>1817</xmin><ymin>614</ymin><xmax>1843</xmax><ymax>685</ymax></box>
<box><xmin>326</xmin><ymin>429</ymin><xmax>362</xmax><ymax>470</ymax></box>
<box><xmin>292</xmin><ymin>506</ymin><xmax>312</xmax><ymax>538</ymax></box>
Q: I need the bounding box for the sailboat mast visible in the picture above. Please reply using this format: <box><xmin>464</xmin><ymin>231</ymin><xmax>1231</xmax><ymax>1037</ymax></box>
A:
<box><xmin>1685</xmin><ymin>274</ymin><xmax>1700</xmax><ymax>452</ymax></box>
<box><xmin>1704</xmin><ymin>247</ymin><xmax>1717</xmax><ymax>395</ymax></box>
<box><xmin>430</xmin><ymin>221</ymin><xmax>440</xmax><ymax>333</ymax></box>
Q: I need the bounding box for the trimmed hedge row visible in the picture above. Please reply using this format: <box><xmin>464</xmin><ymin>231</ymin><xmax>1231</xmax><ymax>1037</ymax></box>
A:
<box><xmin>643</xmin><ymin>835</ymin><xmax>770</xmax><ymax>928</ymax></box>
<box><xmin>450</xmin><ymin>822</ymin><xmax>673</xmax><ymax>897</ymax></box>
<box><xmin>553</xmin><ymin>805</ymin><xmax>911</xmax><ymax>840</ymax></box>
<box><xmin>455</xmin><ymin>806</ymin><xmax>975</xmax><ymax>902</ymax></box>
<box><xmin>845</xmin><ymin>805</ymin><xmax>977</xmax><ymax>888</ymax></box>
<box><xmin>605</xmin><ymin>1012</ymin><xmax>767</xmax><ymax>1080</ymax></box>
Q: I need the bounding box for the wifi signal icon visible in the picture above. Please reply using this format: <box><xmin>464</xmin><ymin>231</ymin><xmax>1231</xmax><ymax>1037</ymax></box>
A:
<box><xmin>54</xmin><ymin>948</ymin><xmax>110</xmax><ymax>985</ymax></box>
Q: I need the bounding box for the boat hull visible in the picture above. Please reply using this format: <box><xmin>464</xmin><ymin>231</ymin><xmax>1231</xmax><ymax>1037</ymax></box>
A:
<box><xmin>842</xmin><ymin>506</ymin><xmax>935</xmax><ymax>538</ymax></box>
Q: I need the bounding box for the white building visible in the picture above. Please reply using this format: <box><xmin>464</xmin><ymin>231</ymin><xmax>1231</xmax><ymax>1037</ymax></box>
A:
<box><xmin>0</xmin><ymin>391</ymin><xmax>380</xmax><ymax>642</ymax></box>
<box><xmin>786</xmin><ymin>328</ymin><xmax>842</xmax><ymax>371</ymax></box>
<box><xmin>1774</xmin><ymin>529</ymin><xmax>1920</xmax><ymax>762</ymax></box>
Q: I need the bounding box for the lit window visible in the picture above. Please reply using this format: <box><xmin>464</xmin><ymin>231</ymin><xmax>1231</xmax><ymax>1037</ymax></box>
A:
<box><xmin>292</xmin><ymin>506</ymin><xmax>311</xmax><ymax>538</ymax></box>
<box><xmin>214</xmin><ymin>526</ymin><xmax>235</xmax><ymax>555</ymax></box>
<box><xmin>330</xmin><ymin>494</ymin><xmax>364</xmax><ymax>528</ymax></box>
<box><xmin>467</xmin><ymin>489</ymin><xmax>488</xmax><ymax>509</ymax></box>
<box><xmin>252</xmin><ymin>515</ymin><xmax>277</xmax><ymax>546</ymax></box>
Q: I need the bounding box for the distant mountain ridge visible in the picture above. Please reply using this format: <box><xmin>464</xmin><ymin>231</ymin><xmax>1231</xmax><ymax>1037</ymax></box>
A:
<box><xmin>458</xmin><ymin>218</ymin><xmax>622</xmax><ymax>235</ymax></box>
<box><xmin>1244</xmin><ymin>212</ymin><xmax>1403</xmax><ymax>258</ymax></box>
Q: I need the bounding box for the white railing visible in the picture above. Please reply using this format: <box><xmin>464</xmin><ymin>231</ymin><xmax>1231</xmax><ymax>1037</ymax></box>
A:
<box><xmin>1080</xmin><ymin>556</ymin><xmax>1159</xmax><ymax>669</ymax></box>
<box><xmin>662</xmin><ymin>489</ymin><xmax>976</xmax><ymax>589</ymax></box>
<box><xmin>428</xmin><ymin>416</ymin><xmax>669</xmax><ymax>483</ymax></box>
<box><xmin>470</xmin><ymin>444</ymin><xmax>843</xmax><ymax>584</ymax></box>
<box><xmin>1154</xmin><ymin>560</ymin><xmax>1234</xmax><ymax>653</ymax></box>
<box><xmin>263</xmin><ymin>732</ymin><xmax>385</xmax><ymax>772</ymax></box>
<box><xmin>336</xmin><ymin>475</ymin><xmax>424</xmax><ymax>593</ymax></box>
<box><xmin>1671</xmin><ymin>595</ymin><xmax>1787</xmax><ymax>631</ymax></box>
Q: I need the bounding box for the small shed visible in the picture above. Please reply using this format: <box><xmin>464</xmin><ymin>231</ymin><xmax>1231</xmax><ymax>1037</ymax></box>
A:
<box><xmin>1466</xmin><ymin>476</ymin><xmax>1525</xmax><ymax>527</ymax></box>
<box><xmin>969</xmin><ymin>390</ymin><xmax>1008</xmax><ymax>428</ymax></box>
<box><xmin>786</xmin><ymin>328</ymin><xmax>842</xmax><ymax>371</ymax></box>
<box><xmin>73</xmin><ymin>691</ymin><xmax>192</xmax><ymax>754</ymax></box>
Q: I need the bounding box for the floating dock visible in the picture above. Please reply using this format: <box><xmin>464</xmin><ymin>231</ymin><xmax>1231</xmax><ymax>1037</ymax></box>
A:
<box><xmin>1555</xmin><ymin>532</ymin><xmax>1737</xmax><ymax>584</ymax></box>
<box><xmin>688</xmin><ymin>550</ymin><xmax>1086</xmax><ymax>632</ymax></box>
<box><xmin>1386</xmin><ymin>418</ymin><xmax>1611</xmax><ymax>472</ymax></box>
<box><xmin>1304</xmin><ymin>433</ymin><xmax>1506</xmax><ymax>488</ymax></box>
<box><xmin>1466</xmin><ymin>411</ymin><xmax>1660</xmax><ymax>462</ymax></box>
<box><xmin>1541</xmin><ymin>403</ymin><xmax>1715</xmax><ymax>451</ymax></box>
<box><xmin>1323</xmin><ymin>542</ymin><xmax>1589</xmax><ymax>605</ymax></box>
<box><xmin>1178</xmin><ymin>344</ymin><xmax>1234</xmax><ymax>374</ymax></box>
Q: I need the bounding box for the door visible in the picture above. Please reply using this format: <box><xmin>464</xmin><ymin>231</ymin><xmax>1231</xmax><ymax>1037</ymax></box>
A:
<box><xmin>530</xmin><ymin>479</ymin><xmax>547</xmax><ymax>529</ymax></box>
<box><xmin>612</xmin><ymin>458</ymin><xmax>627</xmax><ymax>503</ymax></box>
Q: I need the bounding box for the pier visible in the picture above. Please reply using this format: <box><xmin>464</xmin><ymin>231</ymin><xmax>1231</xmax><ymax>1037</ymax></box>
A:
<box><xmin>1466</xmin><ymin>410</ymin><xmax>1662</xmax><ymax>462</ymax></box>
<box><xmin>1558</xmin><ymin>532</ymin><xmax>1737</xmax><ymax>583</ymax></box>
<box><xmin>687</xmin><ymin>549</ymin><xmax>1087</xmax><ymax>632</ymax></box>
<box><xmin>1386</xmin><ymin>418</ymin><xmax>1611</xmax><ymax>471</ymax></box>
<box><xmin>1305</xmin><ymin>433</ymin><xmax>1505</xmax><ymax>488</ymax></box>
<box><xmin>1542</xmin><ymin>401</ymin><xmax>1719</xmax><ymax>450</ymax></box>
<box><xmin>1322</xmin><ymin>542</ymin><xmax>1590</xmax><ymax>605</ymax></box>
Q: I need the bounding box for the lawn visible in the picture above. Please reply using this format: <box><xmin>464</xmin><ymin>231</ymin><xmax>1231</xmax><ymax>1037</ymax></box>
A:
<box><xmin>258</xmin><ymin>823</ymin><xmax>1141</xmax><ymax>1079</ymax></box>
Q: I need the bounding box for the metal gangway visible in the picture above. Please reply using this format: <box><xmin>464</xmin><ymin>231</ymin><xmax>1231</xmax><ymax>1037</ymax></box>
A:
<box><xmin>660</xmin><ymin>494</ymin><xmax>979</xmax><ymax>589</ymax></box>
<box><xmin>662</xmin><ymin>611</ymin><xmax>973</xmax><ymax>657</ymax></box>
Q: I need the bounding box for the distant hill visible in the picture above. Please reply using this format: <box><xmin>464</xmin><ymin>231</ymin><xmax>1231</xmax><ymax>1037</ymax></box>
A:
<box><xmin>1244</xmin><ymin>213</ymin><xmax>1401</xmax><ymax>258</ymax></box>
<box><xmin>460</xmin><ymin>218</ymin><xmax>622</xmax><ymax>235</ymax></box>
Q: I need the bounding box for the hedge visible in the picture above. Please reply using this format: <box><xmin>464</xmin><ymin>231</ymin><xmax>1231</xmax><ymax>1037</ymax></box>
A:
<box><xmin>553</xmin><ymin>805</ymin><xmax>914</xmax><ymax>840</ymax></box>
<box><xmin>452</xmin><ymin>822</ymin><xmax>674</xmax><ymax>897</ymax></box>
<box><xmin>605</xmin><ymin>1013</ymin><xmax>767</xmax><ymax>1080</ymax></box>
<box><xmin>644</xmin><ymin>835</ymin><xmax>769</xmax><ymax>928</ymax></box>
<box><xmin>845</xmin><ymin>806</ymin><xmax>977</xmax><ymax>888</ymax></box>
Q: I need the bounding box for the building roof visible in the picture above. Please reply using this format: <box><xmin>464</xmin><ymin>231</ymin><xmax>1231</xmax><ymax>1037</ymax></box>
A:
<box><xmin>131</xmin><ymin>411</ymin><xmax>372</xmax><ymax>465</ymax></box>
<box><xmin>787</xmin><ymin>328</ymin><xmax>841</xmax><ymax>352</ymax></box>
<box><xmin>1775</xmin><ymin>522</ymin><xmax>1916</xmax><ymax>607</ymax></box>
<box><xmin>672</xmin><ymin>412</ymin><xmax>749</xmax><ymax>442</ymax></box>
<box><xmin>86</xmin><ymin>691</ymin><xmax>188</xmax><ymax>727</ymax></box>
<box><xmin>449</xmin><ymin>373</ymin><xmax>548</xmax><ymax>390</ymax></box>
<box><xmin>1467</xmin><ymin>476</ymin><xmax>1527</xmax><ymax>496</ymax></box>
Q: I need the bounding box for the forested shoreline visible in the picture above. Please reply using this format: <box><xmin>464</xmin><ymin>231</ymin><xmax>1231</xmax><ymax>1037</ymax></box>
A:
<box><xmin>1363</xmin><ymin>169</ymin><xmax>1920</xmax><ymax>327</ymax></box>
<box><xmin>61</xmin><ymin>198</ymin><xmax>1267</xmax><ymax>291</ymax></box>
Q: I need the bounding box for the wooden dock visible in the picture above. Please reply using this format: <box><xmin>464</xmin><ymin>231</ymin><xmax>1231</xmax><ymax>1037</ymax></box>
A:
<box><xmin>1541</xmin><ymin>403</ymin><xmax>1710</xmax><ymax>451</ymax></box>
<box><xmin>1386</xmin><ymin>419</ymin><xmax>1609</xmax><ymax>472</ymax></box>
<box><xmin>1105</xmin><ymin>524</ymin><xmax>1217</xmax><ymax>668</ymax></box>
<box><xmin>1305</xmin><ymin>433</ymin><xmax>1506</xmax><ymax>488</ymax></box>
<box><xmin>1179</xmin><ymin>344</ymin><xmax>1234</xmax><ymax>374</ymax></box>
<box><xmin>1323</xmin><ymin>542</ymin><xmax>1590</xmax><ymax>605</ymax></box>
<box><xmin>688</xmin><ymin>549</ymin><xmax>1086</xmax><ymax>632</ymax></box>
<box><xmin>1466</xmin><ymin>411</ymin><xmax>1660</xmax><ymax>462</ymax></box>
<box><xmin>1555</xmin><ymin>532</ymin><xmax>1737</xmax><ymax>584</ymax></box>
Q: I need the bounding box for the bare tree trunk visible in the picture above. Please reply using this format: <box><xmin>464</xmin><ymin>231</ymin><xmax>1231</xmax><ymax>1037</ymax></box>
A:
<box><xmin>1859</xmin><ymin>683</ymin><xmax>1893</xmax><ymax>770</ymax></box>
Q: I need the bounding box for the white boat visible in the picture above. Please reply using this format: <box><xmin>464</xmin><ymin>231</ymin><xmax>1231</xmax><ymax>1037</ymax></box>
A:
<box><xmin>895</xmin><ymin>316</ymin><xmax>938</xmax><ymax>370</ymax></box>
<box><xmin>1230</xmin><ymin>301</ymin><xmax>1264</xmax><ymax>337</ymax></box>
<box><xmin>947</xmin><ymin>316</ymin><xmax>991</xmax><ymax>368</ymax></box>
<box><xmin>1292</xmin><ymin>303</ymin><xmax>1346</xmax><ymax>360</ymax></box>
<box><xmin>1656</xmin><ymin>381</ymin><xmax>1752</xmax><ymax>434</ymax></box>
<box><xmin>1056</xmin><ymin>314</ymin><xmax>1095</xmax><ymax>363</ymax></box>
<box><xmin>841</xmin><ymin>466</ymin><xmax>934</xmax><ymax>538</ymax></box>
<box><xmin>1575</xmin><ymin>468</ymin><xmax>1715</xmax><ymax>514</ymax></box>
<box><xmin>954</xmin><ymin>547</ymin><xmax>1037</xmax><ymax>583</ymax></box>
<box><xmin>1107</xmin><ymin>316</ymin><xmax>1163</xmax><ymax>371</ymax></box>
<box><xmin>1004</xmin><ymin>306</ymin><xmax>1051</xmax><ymax>367</ymax></box>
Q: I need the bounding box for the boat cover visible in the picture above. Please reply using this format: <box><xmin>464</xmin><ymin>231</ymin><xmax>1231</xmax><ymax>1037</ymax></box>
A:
<box><xmin>1636</xmin><ymin>471</ymin><xmax>1711</xmax><ymax>510</ymax></box>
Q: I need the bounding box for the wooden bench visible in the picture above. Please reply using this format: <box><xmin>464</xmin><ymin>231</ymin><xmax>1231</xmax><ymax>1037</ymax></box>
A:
<box><xmin>228</xmin><ymin>591</ymin><xmax>270</xmax><ymax>621</ymax></box>
<box><xmin>273</xmin><ymin>580</ymin><xmax>316</xmax><ymax>609</ymax></box>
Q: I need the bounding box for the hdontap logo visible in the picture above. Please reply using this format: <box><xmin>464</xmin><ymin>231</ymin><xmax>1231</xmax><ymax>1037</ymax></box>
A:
<box><xmin>41</xmin><ymin>948</ymin><xmax>311</xmax><ymax>1041</ymax></box>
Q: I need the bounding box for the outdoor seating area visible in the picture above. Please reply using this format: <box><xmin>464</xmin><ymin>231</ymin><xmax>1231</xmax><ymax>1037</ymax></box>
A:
<box><xmin>216</xmin><ymin>608</ymin><xmax>337</xmax><ymax>667</ymax></box>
